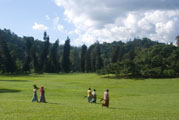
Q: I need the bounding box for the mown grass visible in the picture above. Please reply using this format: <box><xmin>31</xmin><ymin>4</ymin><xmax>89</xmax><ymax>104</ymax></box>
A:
<box><xmin>0</xmin><ymin>73</ymin><xmax>179</xmax><ymax>120</ymax></box>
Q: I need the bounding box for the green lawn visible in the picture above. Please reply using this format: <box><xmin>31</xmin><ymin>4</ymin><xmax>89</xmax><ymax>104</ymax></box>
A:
<box><xmin>0</xmin><ymin>73</ymin><xmax>179</xmax><ymax>120</ymax></box>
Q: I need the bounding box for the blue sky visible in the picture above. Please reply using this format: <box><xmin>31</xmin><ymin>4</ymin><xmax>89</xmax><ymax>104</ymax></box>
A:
<box><xmin>0</xmin><ymin>0</ymin><xmax>179</xmax><ymax>46</ymax></box>
<box><xmin>0</xmin><ymin>0</ymin><xmax>74</xmax><ymax>44</ymax></box>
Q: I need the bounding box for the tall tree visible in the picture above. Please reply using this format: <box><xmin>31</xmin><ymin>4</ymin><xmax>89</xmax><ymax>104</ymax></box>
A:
<box><xmin>80</xmin><ymin>44</ymin><xmax>87</xmax><ymax>72</ymax></box>
<box><xmin>62</xmin><ymin>36</ymin><xmax>71</xmax><ymax>73</ymax></box>
<box><xmin>95</xmin><ymin>42</ymin><xmax>103</xmax><ymax>70</ymax></box>
<box><xmin>90</xmin><ymin>46</ymin><xmax>96</xmax><ymax>71</ymax></box>
<box><xmin>39</xmin><ymin>32</ymin><xmax>50</xmax><ymax>72</ymax></box>
<box><xmin>0</xmin><ymin>54</ymin><xmax>3</xmax><ymax>72</ymax></box>
<box><xmin>111</xmin><ymin>46</ymin><xmax>119</xmax><ymax>63</ymax></box>
<box><xmin>70</xmin><ymin>47</ymin><xmax>80</xmax><ymax>72</ymax></box>
<box><xmin>85</xmin><ymin>45</ymin><xmax>95</xmax><ymax>72</ymax></box>
<box><xmin>30</xmin><ymin>44</ymin><xmax>39</xmax><ymax>73</ymax></box>
<box><xmin>48</xmin><ymin>39</ymin><xmax>60</xmax><ymax>73</ymax></box>
<box><xmin>0</xmin><ymin>37</ymin><xmax>16</xmax><ymax>73</ymax></box>
<box><xmin>22</xmin><ymin>37</ymin><xmax>34</xmax><ymax>72</ymax></box>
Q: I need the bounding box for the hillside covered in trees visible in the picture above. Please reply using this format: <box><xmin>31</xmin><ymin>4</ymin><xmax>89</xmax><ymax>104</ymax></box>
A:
<box><xmin>0</xmin><ymin>29</ymin><xmax>179</xmax><ymax>78</ymax></box>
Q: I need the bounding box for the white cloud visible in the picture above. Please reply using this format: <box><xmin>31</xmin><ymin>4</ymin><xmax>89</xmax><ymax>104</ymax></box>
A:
<box><xmin>53</xmin><ymin>17</ymin><xmax>59</xmax><ymax>26</ymax></box>
<box><xmin>57</xmin><ymin>24</ymin><xmax>64</xmax><ymax>31</ymax></box>
<box><xmin>32</xmin><ymin>22</ymin><xmax>48</xmax><ymax>31</ymax></box>
<box><xmin>54</xmin><ymin>0</ymin><xmax>179</xmax><ymax>45</ymax></box>
<box><xmin>53</xmin><ymin>17</ymin><xmax>65</xmax><ymax>32</ymax></box>
<box><xmin>45</xmin><ymin>15</ymin><xmax>50</xmax><ymax>20</ymax></box>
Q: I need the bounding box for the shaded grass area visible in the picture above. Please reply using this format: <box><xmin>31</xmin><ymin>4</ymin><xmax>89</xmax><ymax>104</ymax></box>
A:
<box><xmin>0</xmin><ymin>89</ymin><xmax>21</xmax><ymax>93</ymax></box>
<box><xmin>0</xmin><ymin>73</ymin><xmax>179</xmax><ymax>120</ymax></box>
<box><xmin>0</xmin><ymin>80</ymin><xmax>29</xmax><ymax>82</ymax></box>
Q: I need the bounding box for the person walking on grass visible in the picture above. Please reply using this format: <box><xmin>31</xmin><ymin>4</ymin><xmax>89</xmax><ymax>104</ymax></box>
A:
<box><xmin>40</xmin><ymin>85</ymin><xmax>46</xmax><ymax>103</ymax></box>
<box><xmin>87</xmin><ymin>88</ymin><xmax>92</xmax><ymax>103</ymax></box>
<box><xmin>92</xmin><ymin>89</ymin><xmax>97</xmax><ymax>103</ymax></box>
<box><xmin>32</xmin><ymin>85</ymin><xmax>38</xmax><ymax>102</ymax></box>
<box><xmin>102</xmin><ymin>89</ymin><xmax>109</xmax><ymax>107</ymax></box>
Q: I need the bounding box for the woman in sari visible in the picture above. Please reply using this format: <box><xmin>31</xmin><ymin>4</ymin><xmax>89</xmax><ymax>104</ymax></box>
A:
<box><xmin>32</xmin><ymin>85</ymin><xmax>38</xmax><ymax>102</ymax></box>
<box><xmin>102</xmin><ymin>89</ymin><xmax>109</xmax><ymax>107</ymax></box>
<box><xmin>40</xmin><ymin>85</ymin><xmax>46</xmax><ymax>103</ymax></box>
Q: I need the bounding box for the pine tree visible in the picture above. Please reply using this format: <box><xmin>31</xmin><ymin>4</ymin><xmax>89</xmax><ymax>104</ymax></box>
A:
<box><xmin>22</xmin><ymin>37</ymin><xmax>34</xmax><ymax>72</ymax></box>
<box><xmin>95</xmin><ymin>42</ymin><xmax>103</xmax><ymax>70</ymax></box>
<box><xmin>80</xmin><ymin>44</ymin><xmax>87</xmax><ymax>72</ymax></box>
<box><xmin>91</xmin><ymin>47</ymin><xmax>96</xmax><ymax>71</ymax></box>
<box><xmin>111</xmin><ymin>46</ymin><xmax>119</xmax><ymax>63</ymax></box>
<box><xmin>62</xmin><ymin>36</ymin><xmax>71</xmax><ymax>73</ymax></box>
<box><xmin>39</xmin><ymin>32</ymin><xmax>50</xmax><ymax>72</ymax></box>
<box><xmin>85</xmin><ymin>45</ymin><xmax>95</xmax><ymax>72</ymax></box>
<box><xmin>0</xmin><ymin>37</ymin><xmax>16</xmax><ymax>73</ymax></box>
<box><xmin>30</xmin><ymin>44</ymin><xmax>39</xmax><ymax>73</ymax></box>
<box><xmin>48</xmin><ymin>39</ymin><xmax>60</xmax><ymax>73</ymax></box>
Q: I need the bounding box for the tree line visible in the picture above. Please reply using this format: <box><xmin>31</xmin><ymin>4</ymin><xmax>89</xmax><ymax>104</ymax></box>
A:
<box><xmin>0</xmin><ymin>29</ymin><xmax>179</xmax><ymax>78</ymax></box>
<box><xmin>98</xmin><ymin>38</ymin><xmax>179</xmax><ymax>78</ymax></box>
<box><xmin>0</xmin><ymin>29</ymin><xmax>103</xmax><ymax>74</ymax></box>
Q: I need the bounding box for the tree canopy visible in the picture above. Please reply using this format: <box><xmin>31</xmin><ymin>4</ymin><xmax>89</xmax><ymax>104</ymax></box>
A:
<box><xmin>0</xmin><ymin>28</ymin><xmax>178</xmax><ymax>78</ymax></box>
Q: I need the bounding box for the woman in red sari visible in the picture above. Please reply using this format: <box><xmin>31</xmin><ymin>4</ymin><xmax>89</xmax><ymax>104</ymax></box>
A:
<box><xmin>40</xmin><ymin>85</ymin><xmax>46</xmax><ymax>103</ymax></box>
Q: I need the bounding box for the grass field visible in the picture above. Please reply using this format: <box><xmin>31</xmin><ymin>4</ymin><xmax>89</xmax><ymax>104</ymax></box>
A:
<box><xmin>0</xmin><ymin>73</ymin><xmax>179</xmax><ymax>120</ymax></box>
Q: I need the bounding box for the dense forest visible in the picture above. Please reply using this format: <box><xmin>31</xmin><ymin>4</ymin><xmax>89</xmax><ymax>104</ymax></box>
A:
<box><xmin>0</xmin><ymin>28</ymin><xmax>179</xmax><ymax>78</ymax></box>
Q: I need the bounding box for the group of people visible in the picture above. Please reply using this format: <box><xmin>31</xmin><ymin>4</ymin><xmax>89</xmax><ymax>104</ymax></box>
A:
<box><xmin>32</xmin><ymin>85</ymin><xmax>109</xmax><ymax>107</ymax></box>
<box><xmin>87</xmin><ymin>88</ymin><xmax>97</xmax><ymax>103</ymax></box>
<box><xmin>32</xmin><ymin>85</ymin><xmax>46</xmax><ymax>103</ymax></box>
<box><xmin>87</xmin><ymin>88</ymin><xmax>109</xmax><ymax>107</ymax></box>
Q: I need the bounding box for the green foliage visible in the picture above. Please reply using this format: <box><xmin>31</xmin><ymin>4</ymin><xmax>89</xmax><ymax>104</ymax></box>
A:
<box><xmin>0</xmin><ymin>28</ymin><xmax>178</xmax><ymax>78</ymax></box>
<box><xmin>48</xmin><ymin>40</ymin><xmax>60</xmax><ymax>73</ymax></box>
<box><xmin>22</xmin><ymin>37</ymin><xmax>34</xmax><ymax>72</ymax></box>
<box><xmin>111</xmin><ymin>46</ymin><xmax>119</xmax><ymax>63</ymax></box>
<box><xmin>80</xmin><ymin>44</ymin><xmax>87</xmax><ymax>72</ymax></box>
<box><xmin>62</xmin><ymin>37</ymin><xmax>71</xmax><ymax>73</ymax></box>
<box><xmin>85</xmin><ymin>44</ymin><xmax>95</xmax><ymax>72</ymax></box>
<box><xmin>70</xmin><ymin>47</ymin><xmax>80</xmax><ymax>72</ymax></box>
<box><xmin>0</xmin><ymin>35</ymin><xmax>16</xmax><ymax>73</ymax></box>
<box><xmin>95</xmin><ymin>42</ymin><xmax>103</xmax><ymax>70</ymax></box>
<box><xmin>98</xmin><ymin>43</ymin><xmax>179</xmax><ymax>78</ymax></box>
<box><xmin>39</xmin><ymin>32</ymin><xmax>50</xmax><ymax>72</ymax></box>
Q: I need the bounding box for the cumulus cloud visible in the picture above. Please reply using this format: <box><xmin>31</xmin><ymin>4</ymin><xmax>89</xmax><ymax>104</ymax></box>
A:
<box><xmin>57</xmin><ymin>24</ymin><xmax>64</xmax><ymax>31</ymax></box>
<box><xmin>53</xmin><ymin>17</ymin><xmax>65</xmax><ymax>32</ymax></box>
<box><xmin>32</xmin><ymin>22</ymin><xmax>48</xmax><ymax>31</ymax></box>
<box><xmin>54</xmin><ymin>0</ymin><xmax>179</xmax><ymax>45</ymax></box>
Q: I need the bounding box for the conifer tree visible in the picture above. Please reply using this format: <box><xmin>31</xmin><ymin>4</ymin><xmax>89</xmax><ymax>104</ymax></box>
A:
<box><xmin>48</xmin><ymin>39</ymin><xmax>60</xmax><ymax>73</ymax></box>
<box><xmin>62</xmin><ymin>37</ymin><xmax>71</xmax><ymax>73</ymax></box>
<box><xmin>0</xmin><ymin>37</ymin><xmax>16</xmax><ymax>73</ymax></box>
<box><xmin>39</xmin><ymin>32</ymin><xmax>50</xmax><ymax>72</ymax></box>
<box><xmin>95</xmin><ymin>42</ymin><xmax>103</xmax><ymax>70</ymax></box>
<box><xmin>22</xmin><ymin>37</ymin><xmax>34</xmax><ymax>72</ymax></box>
<box><xmin>80</xmin><ymin>44</ymin><xmax>87</xmax><ymax>72</ymax></box>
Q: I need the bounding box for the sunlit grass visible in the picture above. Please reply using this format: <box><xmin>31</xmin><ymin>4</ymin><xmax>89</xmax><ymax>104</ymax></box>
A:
<box><xmin>0</xmin><ymin>73</ymin><xmax>179</xmax><ymax>120</ymax></box>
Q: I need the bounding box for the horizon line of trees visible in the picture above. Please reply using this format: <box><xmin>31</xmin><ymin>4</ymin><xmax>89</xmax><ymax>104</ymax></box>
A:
<box><xmin>0</xmin><ymin>28</ymin><xmax>179</xmax><ymax>78</ymax></box>
<box><xmin>0</xmin><ymin>29</ymin><xmax>103</xmax><ymax>74</ymax></box>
